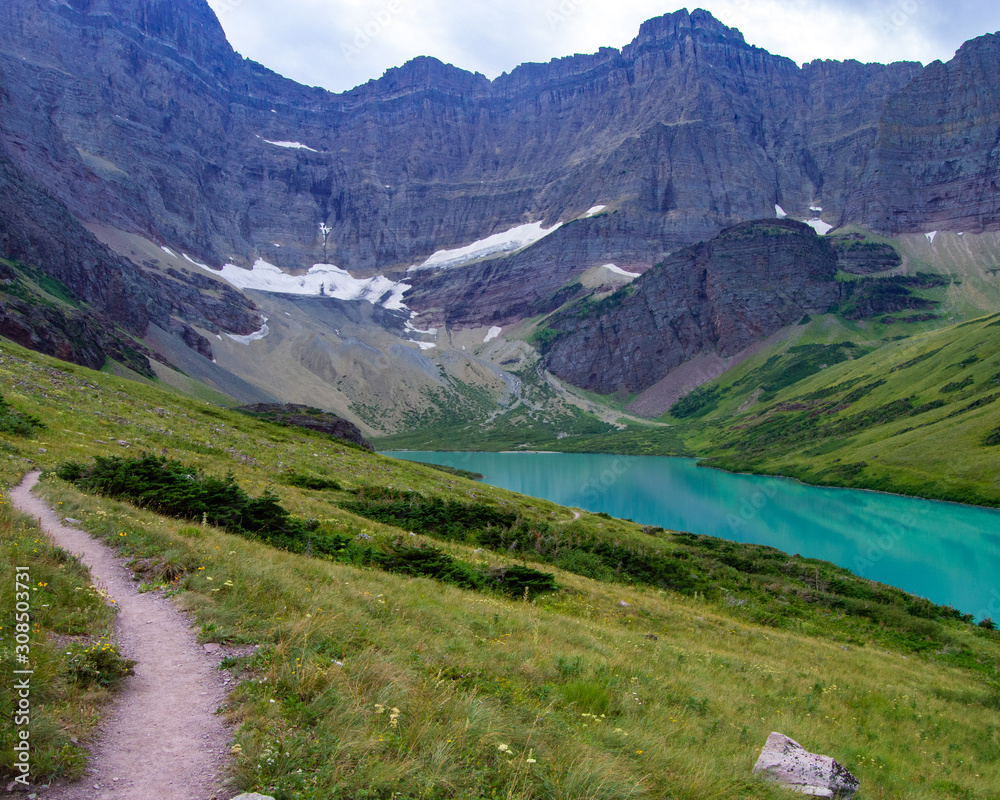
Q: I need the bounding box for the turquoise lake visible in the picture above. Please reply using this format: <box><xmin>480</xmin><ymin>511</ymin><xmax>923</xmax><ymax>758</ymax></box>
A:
<box><xmin>382</xmin><ymin>451</ymin><xmax>1000</xmax><ymax>620</ymax></box>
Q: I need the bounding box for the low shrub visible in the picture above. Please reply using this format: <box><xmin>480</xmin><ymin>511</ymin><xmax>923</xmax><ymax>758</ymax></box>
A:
<box><xmin>941</xmin><ymin>376</ymin><xmax>974</xmax><ymax>393</ymax></box>
<box><xmin>343</xmin><ymin>488</ymin><xmax>518</xmax><ymax>539</ymax></box>
<box><xmin>54</xmin><ymin>456</ymin><xmax>556</xmax><ymax>598</ymax></box>
<box><xmin>670</xmin><ymin>385</ymin><xmax>725</xmax><ymax>419</ymax></box>
<box><xmin>66</xmin><ymin>641</ymin><xmax>135</xmax><ymax>689</ymax></box>
<box><xmin>0</xmin><ymin>394</ymin><xmax>45</xmax><ymax>436</ymax></box>
<box><xmin>344</xmin><ymin>488</ymin><xmax>708</xmax><ymax>594</ymax></box>
<box><xmin>56</xmin><ymin>454</ymin><xmax>309</xmax><ymax>543</ymax></box>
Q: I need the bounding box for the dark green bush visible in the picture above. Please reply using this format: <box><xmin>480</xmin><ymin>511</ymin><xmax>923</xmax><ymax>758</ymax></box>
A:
<box><xmin>489</xmin><ymin>564</ymin><xmax>559</xmax><ymax>597</ymax></box>
<box><xmin>941</xmin><ymin>376</ymin><xmax>974</xmax><ymax>393</ymax></box>
<box><xmin>0</xmin><ymin>394</ymin><xmax>45</xmax><ymax>436</ymax></box>
<box><xmin>376</xmin><ymin>542</ymin><xmax>487</xmax><ymax>591</ymax></box>
<box><xmin>342</xmin><ymin>488</ymin><xmax>518</xmax><ymax>539</ymax></box>
<box><xmin>671</xmin><ymin>386</ymin><xmax>725</xmax><ymax>419</ymax></box>
<box><xmin>56</xmin><ymin>455</ymin><xmax>308</xmax><ymax>542</ymax></box>
<box><xmin>54</xmin><ymin>457</ymin><xmax>555</xmax><ymax>598</ymax></box>
<box><xmin>374</xmin><ymin>541</ymin><xmax>557</xmax><ymax>597</ymax></box>
<box><xmin>556</xmin><ymin>549</ymin><xmax>615</xmax><ymax>581</ymax></box>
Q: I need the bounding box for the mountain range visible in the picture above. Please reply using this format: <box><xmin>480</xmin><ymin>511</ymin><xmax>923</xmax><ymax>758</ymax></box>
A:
<box><xmin>1</xmin><ymin>0</ymin><xmax>999</xmax><ymax>435</ymax></box>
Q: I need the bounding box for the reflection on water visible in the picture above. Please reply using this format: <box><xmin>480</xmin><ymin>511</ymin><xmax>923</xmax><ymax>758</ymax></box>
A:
<box><xmin>382</xmin><ymin>451</ymin><xmax>1000</xmax><ymax>619</ymax></box>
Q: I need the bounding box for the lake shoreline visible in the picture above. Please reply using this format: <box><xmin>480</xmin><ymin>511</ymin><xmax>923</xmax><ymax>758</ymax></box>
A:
<box><xmin>381</xmin><ymin>447</ymin><xmax>1000</xmax><ymax>512</ymax></box>
<box><xmin>382</xmin><ymin>450</ymin><xmax>1000</xmax><ymax>619</ymax></box>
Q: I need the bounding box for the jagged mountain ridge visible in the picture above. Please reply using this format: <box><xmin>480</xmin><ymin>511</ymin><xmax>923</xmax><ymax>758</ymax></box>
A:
<box><xmin>1</xmin><ymin>0</ymin><xmax>929</xmax><ymax>279</ymax></box>
<box><xmin>1</xmin><ymin>0</ymin><xmax>999</xmax><ymax>430</ymax></box>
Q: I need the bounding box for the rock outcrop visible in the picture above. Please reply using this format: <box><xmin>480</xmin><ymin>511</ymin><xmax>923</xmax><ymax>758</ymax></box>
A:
<box><xmin>541</xmin><ymin>221</ymin><xmax>840</xmax><ymax>394</ymax></box>
<box><xmin>753</xmin><ymin>732</ymin><xmax>859</xmax><ymax>798</ymax></box>
<box><xmin>0</xmin><ymin>149</ymin><xmax>153</xmax><ymax>338</ymax></box>
<box><xmin>830</xmin><ymin>235</ymin><xmax>902</xmax><ymax>275</ymax></box>
<box><xmin>236</xmin><ymin>403</ymin><xmax>373</xmax><ymax>450</ymax></box>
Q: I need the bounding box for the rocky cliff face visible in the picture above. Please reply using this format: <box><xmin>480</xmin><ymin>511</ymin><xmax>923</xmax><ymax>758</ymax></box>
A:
<box><xmin>2</xmin><ymin>0</ymin><xmax>998</xmax><ymax>413</ymax></box>
<box><xmin>829</xmin><ymin>235</ymin><xmax>902</xmax><ymax>275</ymax></box>
<box><xmin>541</xmin><ymin>221</ymin><xmax>840</xmax><ymax>394</ymax></box>
<box><xmin>0</xmin><ymin>0</ymin><xmax>923</xmax><ymax>280</ymax></box>
<box><xmin>404</xmin><ymin>213</ymin><xmax>651</xmax><ymax>329</ymax></box>
<box><xmin>0</xmin><ymin>142</ymin><xmax>261</xmax><ymax>369</ymax></box>
<box><xmin>0</xmin><ymin>148</ymin><xmax>152</xmax><ymax>337</ymax></box>
<box><xmin>848</xmin><ymin>34</ymin><xmax>1000</xmax><ymax>235</ymax></box>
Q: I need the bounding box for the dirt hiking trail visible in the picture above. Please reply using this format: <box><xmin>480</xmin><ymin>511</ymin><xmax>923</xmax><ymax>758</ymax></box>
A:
<box><xmin>10</xmin><ymin>472</ymin><xmax>233</xmax><ymax>800</ymax></box>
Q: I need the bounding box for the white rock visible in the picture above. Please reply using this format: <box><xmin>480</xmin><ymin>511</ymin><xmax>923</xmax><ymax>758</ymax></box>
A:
<box><xmin>753</xmin><ymin>733</ymin><xmax>859</xmax><ymax>798</ymax></box>
<box><xmin>232</xmin><ymin>794</ymin><xmax>276</xmax><ymax>800</ymax></box>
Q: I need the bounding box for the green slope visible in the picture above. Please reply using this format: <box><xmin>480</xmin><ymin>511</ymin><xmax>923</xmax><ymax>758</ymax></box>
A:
<box><xmin>538</xmin><ymin>311</ymin><xmax>1000</xmax><ymax>505</ymax></box>
<box><xmin>691</xmin><ymin>311</ymin><xmax>1000</xmax><ymax>506</ymax></box>
<box><xmin>3</xmin><ymin>337</ymin><xmax>1000</xmax><ymax>798</ymax></box>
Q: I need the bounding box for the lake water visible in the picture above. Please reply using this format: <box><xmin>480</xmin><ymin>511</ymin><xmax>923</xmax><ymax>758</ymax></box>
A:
<box><xmin>382</xmin><ymin>451</ymin><xmax>1000</xmax><ymax>619</ymax></box>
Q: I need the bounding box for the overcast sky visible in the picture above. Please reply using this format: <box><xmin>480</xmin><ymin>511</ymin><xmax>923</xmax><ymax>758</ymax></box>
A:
<box><xmin>205</xmin><ymin>0</ymin><xmax>1000</xmax><ymax>93</ymax></box>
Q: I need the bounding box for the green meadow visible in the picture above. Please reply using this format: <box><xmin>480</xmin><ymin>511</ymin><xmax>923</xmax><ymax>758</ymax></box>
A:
<box><xmin>1</xmin><ymin>339</ymin><xmax>999</xmax><ymax>798</ymax></box>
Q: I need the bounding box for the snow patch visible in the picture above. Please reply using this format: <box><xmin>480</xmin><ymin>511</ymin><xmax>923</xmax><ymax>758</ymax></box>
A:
<box><xmin>584</xmin><ymin>205</ymin><xmax>607</xmax><ymax>217</ymax></box>
<box><xmin>408</xmin><ymin>221</ymin><xmax>562</xmax><ymax>272</ymax></box>
<box><xmin>809</xmin><ymin>206</ymin><xmax>823</xmax><ymax>212</ymax></box>
<box><xmin>198</xmin><ymin>260</ymin><xmax>411</xmax><ymax>311</ymax></box>
<box><xmin>160</xmin><ymin>246</ymin><xmax>176</xmax><ymax>258</ymax></box>
<box><xmin>262</xmin><ymin>138</ymin><xmax>318</xmax><ymax>152</ymax></box>
<box><xmin>805</xmin><ymin>219</ymin><xmax>833</xmax><ymax>235</ymax></box>
<box><xmin>602</xmin><ymin>263</ymin><xmax>641</xmax><ymax>278</ymax></box>
<box><xmin>926</xmin><ymin>231</ymin><xmax>937</xmax><ymax>243</ymax></box>
<box><xmin>227</xmin><ymin>317</ymin><xmax>269</xmax><ymax>345</ymax></box>
<box><xmin>483</xmin><ymin>326</ymin><xmax>503</xmax><ymax>343</ymax></box>
<box><xmin>775</xmin><ymin>204</ymin><xmax>787</xmax><ymax>219</ymax></box>
<box><xmin>182</xmin><ymin>253</ymin><xmax>211</xmax><ymax>270</ymax></box>
<box><xmin>414</xmin><ymin>341</ymin><xmax>436</xmax><ymax>350</ymax></box>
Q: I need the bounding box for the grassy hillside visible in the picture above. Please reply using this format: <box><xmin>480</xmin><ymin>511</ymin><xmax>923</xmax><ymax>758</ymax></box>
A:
<box><xmin>684</xmin><ymin>311</ymin><xmax>1000</xmax><ymax>506</ymax></box>
<box><xmin>2</xmin><ymin>338</ymin><xmax>1000</xmax><ymax>799</ymax></box>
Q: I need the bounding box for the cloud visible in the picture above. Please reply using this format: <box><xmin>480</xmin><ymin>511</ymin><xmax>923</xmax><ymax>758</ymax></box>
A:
<box><xmin>206</xmin><ymin>0</ymin><xmax>1000</xmax><ymax>93</ymax></box>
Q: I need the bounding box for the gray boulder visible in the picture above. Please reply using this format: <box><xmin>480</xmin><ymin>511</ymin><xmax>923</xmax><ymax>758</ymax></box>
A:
<box><xmin>753</xmin><ymin>732</ymin><xmax>859</xmax><ymax>798</ymax></box>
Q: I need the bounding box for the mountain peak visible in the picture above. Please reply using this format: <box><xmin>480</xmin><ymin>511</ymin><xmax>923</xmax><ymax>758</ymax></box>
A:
<box><xmin>632</xmin><ymin>8</ymin><xmax>745</xmax><ymax>47</ymax></box>
<box><xmin>368</xmin><ymin>55</ymin><xmax>489</xmax><ymax>96</ymax></box>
